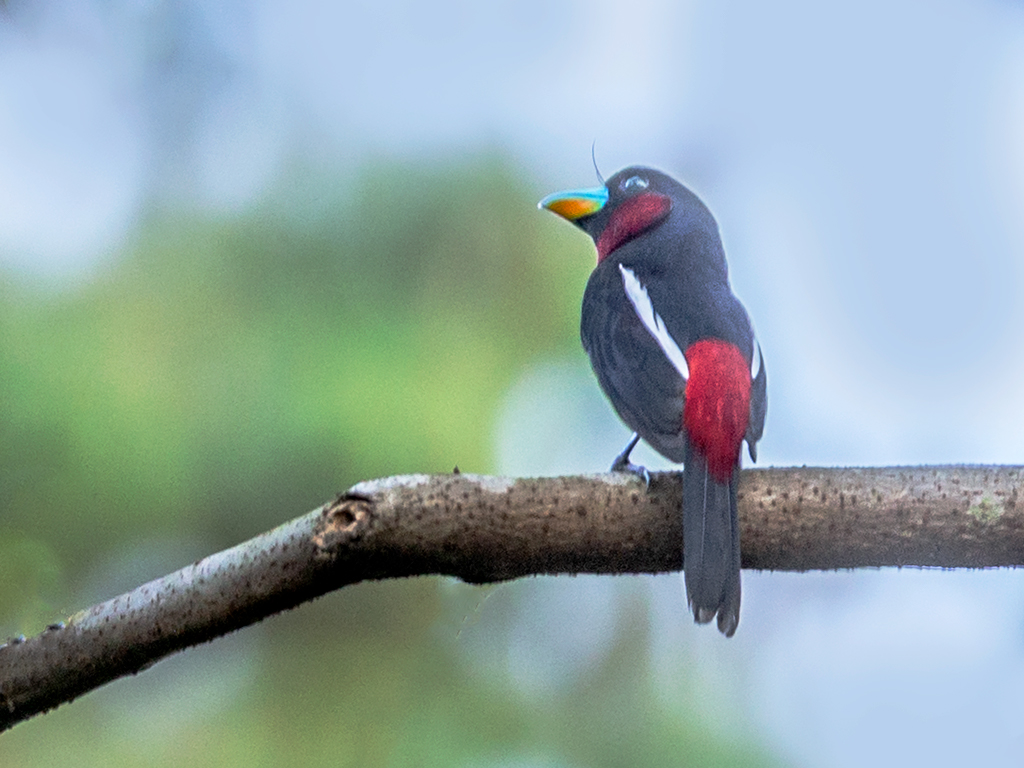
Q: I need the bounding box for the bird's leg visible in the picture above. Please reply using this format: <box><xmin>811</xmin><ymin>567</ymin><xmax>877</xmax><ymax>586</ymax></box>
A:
<box><xmin>609</xmin><ymin>432</ymin><xmax>651</xmax><ymax>486</ymax></box>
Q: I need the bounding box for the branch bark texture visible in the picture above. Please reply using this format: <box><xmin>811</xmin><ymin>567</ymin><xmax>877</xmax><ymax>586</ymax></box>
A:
<box><xmin>2</xmin><ymin>465</ymin><xmax>1024</xmax><ymax>731</ymax></box>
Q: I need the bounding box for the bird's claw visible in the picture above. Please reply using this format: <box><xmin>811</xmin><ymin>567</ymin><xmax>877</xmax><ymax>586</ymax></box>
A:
<box><xmin>609</xmin><ymin>433</ymin><xmax>651</xmax><ymax>488</ymax></box>
<box><xmin>614</xmin><ymin>461</ymin><xmax>651</xmax><ymax>488</ymax></box>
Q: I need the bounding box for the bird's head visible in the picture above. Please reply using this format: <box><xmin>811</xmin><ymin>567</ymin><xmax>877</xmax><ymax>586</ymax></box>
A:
<box><xmin>541</xmin><ymin>166</ymin><xmax>714</xmax><ymax>263</ymax></box>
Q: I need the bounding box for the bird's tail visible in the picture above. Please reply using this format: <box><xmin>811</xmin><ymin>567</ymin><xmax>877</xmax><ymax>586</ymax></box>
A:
<box><xmin>682</xmin><ymin>438</ymin><xmax>741</xmax><ymax>637</ymax></box>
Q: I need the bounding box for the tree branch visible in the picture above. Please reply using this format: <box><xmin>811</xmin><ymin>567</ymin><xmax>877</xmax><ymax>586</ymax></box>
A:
<box><xmin>2</xmin><ymin>465</ymin><xmax>1023</xmax><ymax>731</ymax></box>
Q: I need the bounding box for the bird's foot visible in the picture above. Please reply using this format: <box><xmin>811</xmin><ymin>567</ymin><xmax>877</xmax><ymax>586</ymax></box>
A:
<box><xmin>612</xmin><ymin>458</ymin><xmax>651</xmax><ymax>487</ymax></box>
<box><xmin>609</xmin><ymin>433</ymin><xmax>651</xmax><ymax>487</ymax></box>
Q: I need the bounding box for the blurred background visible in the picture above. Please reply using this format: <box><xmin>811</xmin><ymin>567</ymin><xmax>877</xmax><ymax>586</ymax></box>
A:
<box><xmin>2</xmin><ymin>0</ymin><xmax>1024</xmax><ymax>765</ymax></box>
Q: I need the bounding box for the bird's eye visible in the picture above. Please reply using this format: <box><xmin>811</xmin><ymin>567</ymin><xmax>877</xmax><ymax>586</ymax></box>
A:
<box><xmin>621</xmin><ymin>175</ymin><xmax>649</xmax><ymax>192</ymax></box>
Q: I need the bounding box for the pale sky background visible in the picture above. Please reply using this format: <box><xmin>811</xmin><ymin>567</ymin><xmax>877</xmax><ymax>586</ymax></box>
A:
<box><xmin>4</xmin><ymin>1</ymin><xmax>1024</xmax><ymax>765</ymax></box>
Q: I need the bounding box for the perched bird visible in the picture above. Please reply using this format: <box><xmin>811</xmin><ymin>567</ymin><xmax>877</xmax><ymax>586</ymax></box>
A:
<box><xmin>540</xmin><ymin>166</ymin><xmax>766</xmax><ymax>636</ymax></box>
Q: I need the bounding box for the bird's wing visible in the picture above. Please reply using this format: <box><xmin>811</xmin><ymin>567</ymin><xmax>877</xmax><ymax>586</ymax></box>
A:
<box><xmin>581</xmin><ymin>262</ymin><xmax>688</xmax><ymax>463</ymax></box>
<box><xmin>746</xmin><ymin>340</ymin><xmax>766</xmax><ymax>460</ymax></box>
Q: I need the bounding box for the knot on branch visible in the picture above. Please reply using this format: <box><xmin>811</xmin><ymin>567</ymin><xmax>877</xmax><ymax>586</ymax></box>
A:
<box><xmin>314</xmin><ymin>494</ymin><xmax>372</xmax><ymax>555</ymax></box>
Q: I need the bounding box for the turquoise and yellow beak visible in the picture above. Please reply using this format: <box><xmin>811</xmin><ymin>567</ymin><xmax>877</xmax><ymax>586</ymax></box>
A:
<box><xmin>538</xmin><ymin>186</ymin><xmax>609</xmax><ymax>221</ymax></box>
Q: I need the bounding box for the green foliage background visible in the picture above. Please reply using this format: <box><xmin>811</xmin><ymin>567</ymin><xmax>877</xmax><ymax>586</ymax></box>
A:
<box><xmin>0</xmin><ymin>158</ymin><xmax>779</xmax><ymax>767</ymax></box>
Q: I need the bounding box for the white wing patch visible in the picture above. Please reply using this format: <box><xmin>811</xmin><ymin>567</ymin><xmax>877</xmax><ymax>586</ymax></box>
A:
<box><xmin>751</xmin><ymin>340</ymin><xmax>762</xmax><ymax>380</ymax></box>
<box><xmin>618</xmin><ymin>264</ymin><xmax>689</xmax><ymax>381</ymax></box>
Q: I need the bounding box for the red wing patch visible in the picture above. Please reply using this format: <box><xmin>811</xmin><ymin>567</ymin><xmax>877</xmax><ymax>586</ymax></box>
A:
<box><xmin>596</xmin><ymin>192</ymin><xmax>672</xmax><ymax>261</ymax></box>
<box><xmin>683</xmin><ymin>339</ymin><xmax>751</xmax><ymax>482</ymax></box>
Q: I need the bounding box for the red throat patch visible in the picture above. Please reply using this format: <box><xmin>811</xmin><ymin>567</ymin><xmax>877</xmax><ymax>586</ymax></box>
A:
<box><xmin>596</xmin><ymin>193</ymin><xmax>672</xmax><ymax>261</ymax></box>
<box><xmin>682</xmin><ymin>339</ymin><xmax>751</xmax><ymax>482</ymax></box>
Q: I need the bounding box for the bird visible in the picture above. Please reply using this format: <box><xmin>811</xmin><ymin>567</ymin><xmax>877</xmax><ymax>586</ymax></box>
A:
<box><xmin>539</xmin><ymin>165</ymin><xmax>766</xmax><ymax>637</ymax></box>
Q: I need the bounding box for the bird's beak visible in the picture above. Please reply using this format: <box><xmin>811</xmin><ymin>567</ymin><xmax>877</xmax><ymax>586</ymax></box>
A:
<box><xmin>538</xmin><ymin>186</ymin><xmax>609</xmax><ymax>221</ymax></box>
